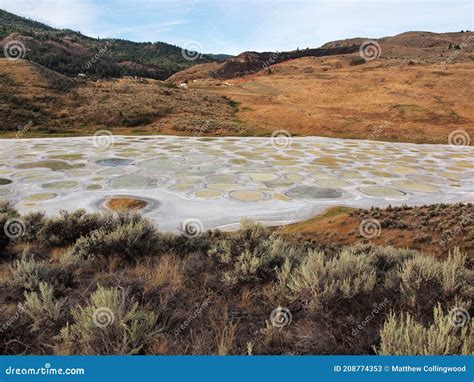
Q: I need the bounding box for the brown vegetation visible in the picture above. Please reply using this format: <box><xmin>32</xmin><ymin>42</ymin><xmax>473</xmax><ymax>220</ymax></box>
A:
<box><xmin>0</xmin><ymin>201</ymin><xmax>472</xmax><ymax>355</ymax></box>
<box><xmin>1</xmin><ymin>31</ymin><xmax>474</xmax><ymax>143</ymax></box>
<box><xmin>281</xmin><ymin>203</ymin><xmax>474</xmax><ymax>259</ymax></box>
<box><xmin>0</xmin><ymin>59</ymin><xmax>246</xmax><ymax>136</ymax></box>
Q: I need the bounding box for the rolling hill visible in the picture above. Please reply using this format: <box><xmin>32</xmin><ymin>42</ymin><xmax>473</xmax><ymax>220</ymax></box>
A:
<box><xmin>169</xmin><ymin>30</ymin><xmax>474</xmax><ymax>83</ymax></box>
<box><xmin>0</xmin><ymin>9</ymin><xmax>216</xmax><ymax>80</ymax></box>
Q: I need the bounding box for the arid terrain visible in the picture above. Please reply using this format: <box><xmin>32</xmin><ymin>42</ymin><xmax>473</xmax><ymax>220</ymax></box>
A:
<box><xmin>1</xmin><ymin>31</ymin><xmax>474</xmax><ymax>143</ymax></box>
<box><xmin>169</xmin><ymin>31</ymin><xmax>474</xmax><ymax>143</ymax></box>
<box><xmin>0</xmin><ymin>59</ymin><xmax>244</xmax><ymax>137</ymax></box>
<box><xmin>281</xmin><ymin>204</ymin><xmax>474</xmax><ymax>259</ymax></box>
<box><xmin>0</xmin><ymin>202</ymin><xmax>472</xmax><ymax>355</ymax></box>
<box><xmin>0</xmin><ymin>8</ymin><xmax>472</xmax><ymax>357</ymax></box>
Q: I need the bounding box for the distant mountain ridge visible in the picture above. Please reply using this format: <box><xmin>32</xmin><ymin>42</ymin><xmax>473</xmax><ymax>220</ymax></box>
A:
<box><xmin>0</xmin><ymin>9</ymin><xmax>217</xmax><ymax>79</ymax></box>
<box><xmin>168</xmin><ymin>30</ymin><xmax>474</xmax><ymax>82</ymax></box>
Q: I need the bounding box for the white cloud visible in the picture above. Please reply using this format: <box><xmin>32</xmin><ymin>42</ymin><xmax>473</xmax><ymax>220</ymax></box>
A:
<box><xmin>0</xmin><ymin>0</ymin><xmax>102</xmax><ymax>31</ymax></box>
<box><xmin>1</xmin><ymin>0</ymin><xmax>471</xmax><ymax>54</ymax></box>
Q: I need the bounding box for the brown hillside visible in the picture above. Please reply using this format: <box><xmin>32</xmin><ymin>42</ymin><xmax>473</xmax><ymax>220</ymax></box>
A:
<box><xmin>280</xmin><ymin>203</ymin><xmax>474</xmax><ymax>259</ymax></box>
<box><xmin>189</xmin><ymin>54</ymin><xmax>474</xmax><ymax>144</ymax></box>
<box><xmin>1</xmin><ymin>31</ymin><xmax>473</xmax><ymax>143</ymax></box>
<box><xmin>169</xmin><ymin>31</ymin><xmax>474</xmax><ymax>83</ymax></box>
<box><xmin>0</xmin><ymin>59</ymin><xmax>246</xmax><ymax>136</ymax></box>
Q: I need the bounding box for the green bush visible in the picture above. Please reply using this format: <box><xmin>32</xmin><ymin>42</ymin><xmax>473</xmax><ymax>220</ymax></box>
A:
<box><xmin>9</xmin><ymin>255</ymin><xmax>49</xmax><ymax>292</ymax></box>
<box><xmin>0</xmin><ymin>201</ymin><xmax>20</xmax><ymax>255</ymax></box>
<box><xmin>209</xmin><ymin>220</ymin><xmax>304</xmax><ymax>286</ymax></box>
<box><xmin>229</xmin><ymin>237</ymin><xmax>305</xmax><ymax>286</ymax></box>
<box><xmin>38</xmin><ymin>209</ymin><xmax>107</xmax><ymax>247</ymax></box>
<box><xmin>24</xmin><ymin>282</ymin><xmax>67</xmax><ymax>332</ymax></box>
<box><xmin>400</xmin><ymin>250</ymin><xmax>471</xmax><ymax>320</ymax></box>
<box><xmin>8</xmin><ymin>247</ymin><xmax>75</xmax><ymax>293</ymax></box>
<box><xmin>378</xmin><ymin>304</ymin><xmax>472</xmax><ymax>355</ymax></box>
<box><xmin>60</xmin><ymin>286</ymin><xmax>158</xmax><ymax>354</ymax></box>
<box><xmin>21</xmin><ymin>212</ymin><xmax>45</xmax><ymax>243</ymax></box>
<box><xmin>72</xmin><ymin>218</ymin><xmax>161</xmax><ymax>261</ymax></box>
<box><xmin>284</xmin><ymin>248</ymin><xmax>377</xmax><ymax>306</ymax></box>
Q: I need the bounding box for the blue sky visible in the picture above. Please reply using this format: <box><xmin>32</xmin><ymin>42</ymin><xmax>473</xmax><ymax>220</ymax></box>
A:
<box><xmin>1</xmin><ymin>0</ymin><xmax>472</xmax><ymax>54</ymax></box>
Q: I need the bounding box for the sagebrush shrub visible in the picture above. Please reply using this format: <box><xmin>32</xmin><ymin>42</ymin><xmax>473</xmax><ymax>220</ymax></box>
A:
<box><xmin>72</xmin><ymin>219</ymin><xmax>161</xmax><ymax>261</ymax></box>
<box><xmin>378</xmin><ymin>304</ymin><xmax>473</xmax><ymax>355</ymax></box>
<box><xmin>38</xmin><ymin>209</ymin><xmax>108</xmax><ymax>247</ymax></box>
<box><xmin>60</xmin><ymin>286</ymin><xmax>158</xmax><ymax>354</ymax></box>
<box><xmin>209</xmin><ymin>220</ymin><xmax>304</xmax><ymax>286</ymax></box>
<box><xmin>284</xmin><ymin>249</ymin><xmax>377</xmax><ymax>306</ymax></box>
<box><xmin>9</xmin><ymin>256</ymin><xmax>49</xmax><ymax>292</ymax></box>
<box><xmin>0</xmin><ymin>201</ymin><xmax>20</xmax><ymax>255</ymax></box>
<box><xmin>24</xmin><ymin>282</ymin><xmax>66</xmax><ymax>332</ymax></box>
<box><xmin>400</xmin><ymin>249</ymin><xmax>471</xmax><ymax>320</ymax></box>
<box><xmin>21</xmin><ymin>212</ymin><xmax>45</xmax><ymax>243</ymax></box>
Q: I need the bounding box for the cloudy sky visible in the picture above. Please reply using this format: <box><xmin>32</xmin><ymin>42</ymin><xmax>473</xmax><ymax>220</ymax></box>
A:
<box><xmin>1</xmin><ymin>0</ymin><xmax>472</xmax><ymax>54</ymax></box>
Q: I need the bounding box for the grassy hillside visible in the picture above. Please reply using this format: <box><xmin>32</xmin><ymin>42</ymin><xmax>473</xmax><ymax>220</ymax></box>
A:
<box><xmin>188</xmin><ymin>56</ymin><xmax>474</xmax><ymax>143</ymax></box>
<box><xmin>0</xmin><ymin>59</ymin><xmax>245</xmax><ymax>135</ymax></box>
<box><xmin>281</xmin><ymin>204</ymin><xmax>474</xmax><ymax>258</ymax></box>
<box><xmin>0</xmin><ymin>9</ymin><xmax>215</xmax><ymax>80</ymax></box>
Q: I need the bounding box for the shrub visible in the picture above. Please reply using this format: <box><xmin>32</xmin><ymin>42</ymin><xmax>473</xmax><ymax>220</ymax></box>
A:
<box><xmin>400</xmin><ymin>250</ymin><xmax>471</xmax><ymax>320</ymax></box>
<box><xmin>60</xmin><ymin>286</ymin><xmax>158</xmax><ymax>354</ymax></box>
<box><xmin>72</xmin><ymin>219</ymin><xmax>161</xmax><ymax>261</ymax></box>
<box><xmin>378</xmin><ymin>304</ymin><xmax>472</xmax><ymax>355</ymax></box>
<box><xmin>38</xmin><ymin>209</ymin><xmax>107</xmax><ymax>247</ymax></box>
<box><xmin>24</xmin><ymin>282</ymin><xmax>67</xmax><ymax>332</ymax></box>
<box><xmin>9</xmin><ymin>256</ymin><xmax>49</xmax><ymax>292</ymax></box>
<box><xmin>210</xmin><ymin>221</ymin><xmax>304</xmax><ymax>286</ymax></box>
<box><xmin>0</xmin><ymin>201</ymin><xmax>20</xmax><ymax>255</ymax></box>
<box><xmin>8</xmin><ymin>248</ymin><xmax>75</xmax><ymax>294</ymax></box>
<box><xmin>284</xmin><ymin>249</ymin><xmax>377</xmax><ymax>307</ymax></box>
<box><xmin>21</xmin><ymin>212</ymin><xmax>45</xmax><ymax>242</ymax></box>
<box><xmin>350</xmin><ymin>56</ymin><xmax>366</xmax><ymax>66</ymax></box>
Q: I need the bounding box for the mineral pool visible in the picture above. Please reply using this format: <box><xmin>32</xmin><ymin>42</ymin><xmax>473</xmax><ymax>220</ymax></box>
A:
<box><xmin>1</xmin><ymin>135</ymin><xmax>472</xmax><ymax>232</ymax></box>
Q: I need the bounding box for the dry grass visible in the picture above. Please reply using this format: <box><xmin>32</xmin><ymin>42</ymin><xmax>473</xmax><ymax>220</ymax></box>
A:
<box><xmin>280</xmin><ymin>203</ymin><xmax>474</xmax><ymax>258</ymax></box>
<box><xmin>197</xmin><ymin>58</ymin><xmax>474</xmax><ymax>144</ymax></box>
<box><xmin>1</xmin><ymin>48</ymin><xmax>473</xmax><ymax>143</ymax></box>
<box><xmin>0</xmin><ymin>59</ymin><xmax>245</xmax><ymax>137</ymax></box>
<box><xmin>0</xmin><ymin>203</ymin><xmax>472</xmax><ymax>356</ymax></box>
<box><xmin>129</xmin><ymin>255</ymin><xmax>183</xmax><ymax>292</ymax></box>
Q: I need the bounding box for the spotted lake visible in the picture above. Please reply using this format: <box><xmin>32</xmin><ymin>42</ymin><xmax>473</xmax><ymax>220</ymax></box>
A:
<box><xmin>1</xmin><ymin>136</ymin><xmax>472</xmax><ymax>232</ymax></box>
